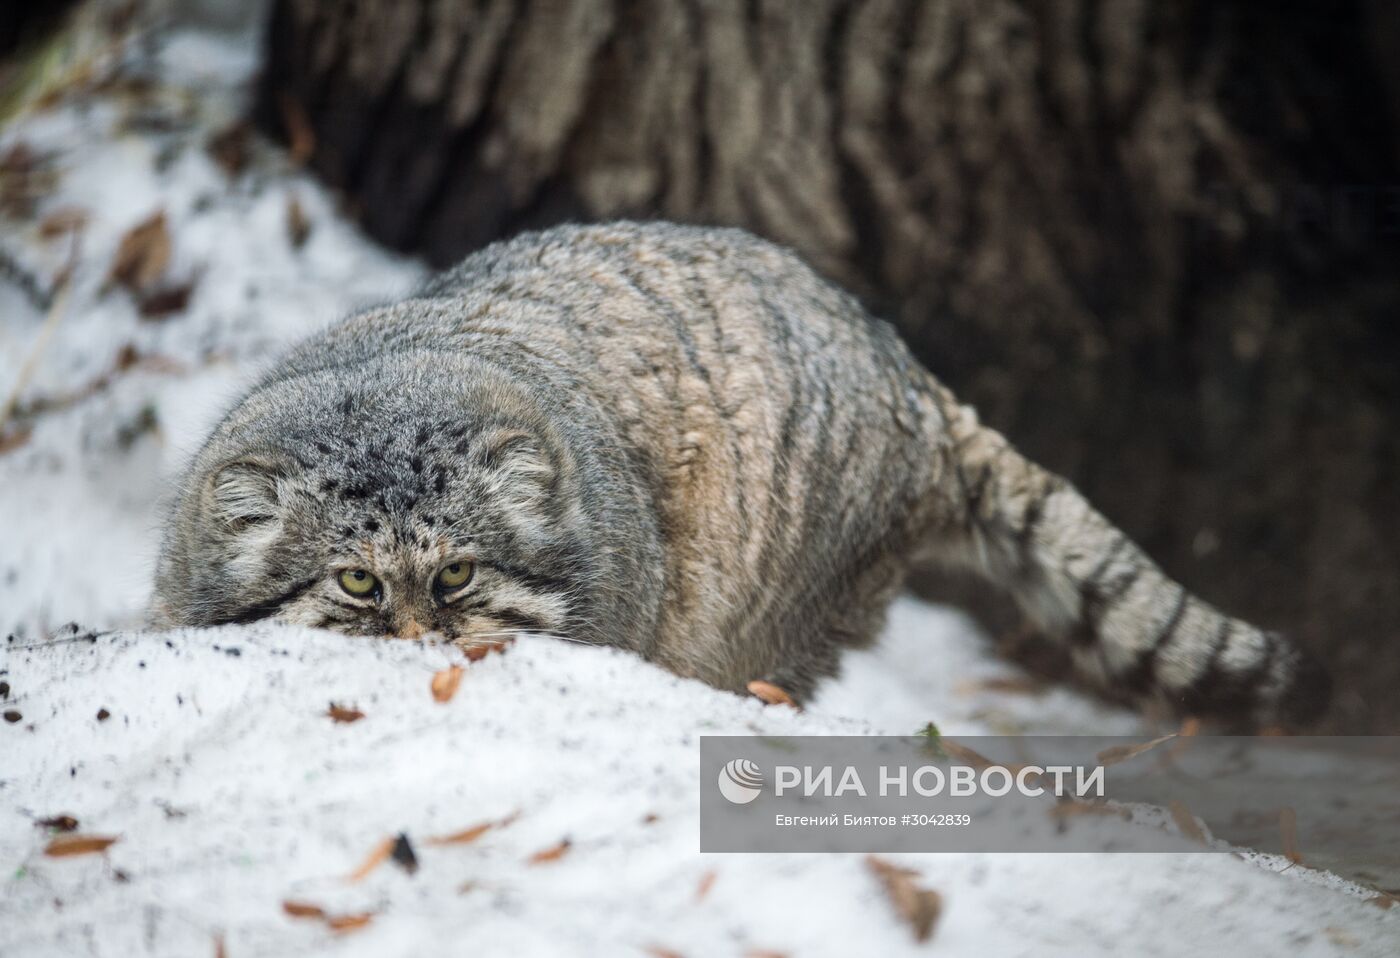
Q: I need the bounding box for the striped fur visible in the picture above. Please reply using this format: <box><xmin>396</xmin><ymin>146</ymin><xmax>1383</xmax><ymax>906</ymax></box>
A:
<box><xmin>152</xmin><ymin>222</ymin><xmax>1329</xmax><ymax>727</ymax></box>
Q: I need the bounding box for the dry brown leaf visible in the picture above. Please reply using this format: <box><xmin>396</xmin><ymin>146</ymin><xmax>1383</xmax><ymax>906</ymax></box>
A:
<box><xmin>107</xmin><ymin>212</ymin><xmax>170</xmax><ymax>293</ymax></box>
<box><xmin>643</xmin><ymin>947</ymin><xmax>684</xmax><ymax>958</ymax></box>
<box><xmin>286</xmin><ymin>197</ymin><xmax>311</xmax><ymax>249</ymax></box>
<box><xmin>744</xmin><ymin>951</ymin><xmax>791</xmax><ymax>958</ymax></box>
<box><xmin>746</xmin><ymin>680</ymin><xmax>795</xmax><ymax>707</ymax></box>
<box><xmin>694</xmin><ymin>870</ymin><xmax>717</xmax><ymax>902</ymax></box>
<box><xmin>1168</xmin><ymin>799</ymin><xmax>1207</xmax><ymax>844</ymax></box>
<box><xmin>427</xmin><ymin>810</ymin><xmax>520</xmax><ymax>847</ymax></box>
<box><xmin>277</xmin><ymin>93</ymin><xmax>316</xmax><ymax>166</ymax></box>
<box><xmin>430</xmin><ymin>665</ymin><xmax>464</xmax><ymax>703</ymax></box>
<box><xmin>282</xmin><ymin>900</ymin><xmax>326</xmax><ymax>919</ymax></box>
<box><xmin>866</xmin><ymin>855</ymin><xmax>943</xmax><ymax>943</ymax></box>
<box><xmin>214</xmin><ymin>931</ymin><xmax>227</xmax><ymax>958</ymax></box>
<box><xmin>36</xmin><ymin>814</ymin><xmax>79</xmax><ymax>832</ymax></box>
<box><xmin>326</xmin><ymin>702</ymin><xmax>364</xmax><ymax>724</ymax></box>
<box><xmin>0</xmin><ymin>427</ymin><xmax>32</xmax><ymax>455</ymax></box>
<box><xmin>1096</xmin><ymin>732</ymin><xmax>1177</xmax><ymax>767</ymax></box>
<box><xmin>463</xmin><ymin>639</ymin><xmax>511</xmax><ymax>662</ymax></box>
<box><xmin>38</xmin><ymin>207</ymin><xmax>89</xmax><ymax>239</ymax></box>
<box><xmin>138</xmin><ymin>282</ymin><xmax>195</xmax><ymax>320</ymax></box>
<box><xmin>1279</xmin><ymin>807</ymin><xmax>1303</xmax><ymax>864</ymax></box>
<box><xmin>347</xmin><ymin>836</ymin><xmax>395</xmax><ymax>882</ymax></box>
<box><xmin>44</xmin><ymin>834</ymin><xmax>118</xmax><ymax>857</ymax></box>
<box><xmin>1366</xmin><ymin>893</ymin><xmax>1397</xmax><ymax>910</ymax></box>
<box><xmin>207</xmin><ymin>122</ymin><xmax>252</xmax><ymax>177</ymax></box>
<box><xmin>527</xmin><ymin>838</ymin><xmax>572</xmax><ymax>864</ymax></box>
<box><xmin>1167</xmin><ymin>718</ymin><xmax>1201</xmax><ymax>759</ymax></box>
<box><xmin>327</xmin><ymin>913</ymin><xmax>374</xmax><ymax>934</ymax></box>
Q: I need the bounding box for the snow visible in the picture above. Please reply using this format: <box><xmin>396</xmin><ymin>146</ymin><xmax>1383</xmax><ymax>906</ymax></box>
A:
<box><xmin>1</xmin><ymin>17</ymin><xmax>1395</xmax><ymax>958</ymax></box>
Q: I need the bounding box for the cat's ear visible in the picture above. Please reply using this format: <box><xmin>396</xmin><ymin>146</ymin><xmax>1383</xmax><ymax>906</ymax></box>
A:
<box><xmin>480</xmin><ymin>429</ymin><xmax>552</xmax><ymax>477</ymax></box>
<box><xmin>477</xmin><ymin>428</ymin><xmax>556</xmax><ymax>497</ymax></box>
<box><xmin>205</xmin><ymin>458</ymin><xmax>287</xmax><ymax>532</ymax></box>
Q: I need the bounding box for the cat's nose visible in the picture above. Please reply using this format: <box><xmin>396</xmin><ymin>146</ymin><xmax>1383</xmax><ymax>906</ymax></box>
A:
<box><xmin>396</xmin><ymin>617</ymin><xmax>426</xmax><ymax>640</ymax></box>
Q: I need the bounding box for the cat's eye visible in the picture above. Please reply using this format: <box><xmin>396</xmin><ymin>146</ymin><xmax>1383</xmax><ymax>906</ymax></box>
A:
<box><xmin>338</xmin><ymin>569</ymin><xmax>379</xmax><ymax>597</ymax></box>
<box><xmin>435</xmin><ymin>561</ymin><xmax>474</xmax><ymax>594</ymax></box>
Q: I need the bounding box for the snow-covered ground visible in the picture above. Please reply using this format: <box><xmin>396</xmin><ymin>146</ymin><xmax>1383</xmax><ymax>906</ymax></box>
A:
<box><xmin>1</xmin><ymin>14</ymin><xmax>1395</xmax><ymax>958</ymax></box>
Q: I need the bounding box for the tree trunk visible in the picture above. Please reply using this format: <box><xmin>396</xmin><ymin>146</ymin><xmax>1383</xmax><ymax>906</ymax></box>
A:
<box><xmin>256</xmin><ymin>0</ymin><xmax>1400</xmax><ymax>733</ymax></box>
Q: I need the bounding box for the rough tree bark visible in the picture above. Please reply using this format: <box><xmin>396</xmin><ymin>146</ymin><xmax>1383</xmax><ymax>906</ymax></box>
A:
<box><xmin>256</xmin><ymin>0</ymin><xmax>1400</xmax><ymax>732</ymax></box>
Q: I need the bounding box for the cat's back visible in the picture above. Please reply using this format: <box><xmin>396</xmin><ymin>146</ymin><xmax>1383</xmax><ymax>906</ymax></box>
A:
<box><xmin>416</xmin><ymin>222</ymin><xmax>935</xmax><ymax>684</ymax></box>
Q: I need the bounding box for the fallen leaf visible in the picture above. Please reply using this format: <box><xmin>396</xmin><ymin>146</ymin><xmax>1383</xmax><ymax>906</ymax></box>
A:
<box><xmin>1367</xmin><ymin>893</ymin><xmax>1397</xmax><ymax>910</ymax></box>
<box><xmin>391</xmin><ymin>833</ymin><xmax>418</xmax><ymax>875</ymax></box>
<box><xmin>1096</xmin><ymin>732</ymin><xmax>1177</xmax><ymax>767</ymax></box>
<box><xmin>527</xmin><ymin>838</ymin><xmax>572</xmax><ymax>864</ymax></box>
<box><xmin>138</xmin><ymin>281</ymin><xmax>195</xmax><ymax>320</ymax></box>
<box><xmin>277</xmin><ymin>93</ymin><xmax>316</xmax><ymax>166</ymax></box>
<box><xmin>431</xmin><ymin>665</ymin><xmax>464</xmax><ymax>703</ymax></box>
<box><xmin>4</xmin><ymin>709</ymin><xmax>24</xmax><ymax>723</ymax></box>
<box><xmin>207</xmin><ymin>122</ymin><xmax>252</xmax><ymax>176</ymax></box>
<box><xmin>327</xmin><ymin>913</ymin><xmax>374</xmax><ymax>933</ymax></box>
<box><xmin>1279</xmin><ymin>807</ymin><xmax>1303</xmax><ymax>864</ymax></box>
<box><xmin>463</xmin><ymin>639</ymin><xmax>511</xmax><ymax>662</ymax></box>
<box><xmin>214</xmin><ymin>932</ymin><xmax>227</xmax><ymax>958</ymax></box>
<box><xmin>427</xmin><ymin>810</ymin><xmax>519</xmax><ymax>846</ymax></box>
<box><xmin>281</xmin><ymin>900</ymin><xmax>373</xmax><ymax>933</ymax></box>
<box><xmin>44</xmin><ymin>834</ymin><xmax>118</xmax><ymax>857</ymax></box>
<box><xmin>326</xmin><ymin>702</ymin><xmax>364</xmax><ymax>724</ymax></box>
<box><xmin>106</xmin><ymin>212</ymin><xmax>170</xmax><ymax>293</ymax></box>
<box><xmin>694</xmin><ymin>870</ymin><xmax>716</xmax><ymax>902</ymax></box>
<box><xmin>745</xmin><ymin>951</ymin><xmax>791</xmax><ymax>958</ymax></box>
<box><xmin>347</xmin><ymin>836</ymin><xmax>395</xmax><ymax>881</ymax></box>
<box><xmin>96</xmin><ymin>708</ymin><xmax>110</xmax><ymax>721</ymax></box>
<box><xmin>37</xmin><ymin>207</ymin><xmax>89</xmax><ymax>239</ymax></box>
<box><xmin>286</xmin><ymin>197</ymin><xmax>311</xmax><ymax>248</ymax></box>
<box><xmin>643</xmin><ymin>947</ymin><xmax>684</xmax><ymax>958</ymax></box>
<box><xmin>1167</xmin><ymin>718</ymin><xmax>1201</xmax><ymax>759</ymax></box>
<box><xmin>36</xmin><ymin>815</ymin><xmax>79</xmax><ymax>832</ymax></box>
<box><xmin>746</xmin><ymin>680</ymin><xmax>795</xmax><ymax>707</ymax></box>
<box><xmin>866</xmin><ymin>855</ymin><xmax>943</xmax><ymax>943</ymax></box>
<box><xmin>1167</xmin><ymin>799</ymin><xmax>1207</xmax><ymax>844</ymax></box>
<box><xmin>0</xmin><ymin>428</ymin><xmax>32</xmax><ymax>455</ymax></box>
<box><xmin>281</xmin><ymin>900</ymin><xmax>325</xmax><ymax>919</ymax></box>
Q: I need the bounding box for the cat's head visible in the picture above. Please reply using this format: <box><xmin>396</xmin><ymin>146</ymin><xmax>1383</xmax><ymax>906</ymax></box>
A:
<box><xmin>152</xmin><ymin>361</ymin><xmax>599</xmax><ymax>648</ymax></box>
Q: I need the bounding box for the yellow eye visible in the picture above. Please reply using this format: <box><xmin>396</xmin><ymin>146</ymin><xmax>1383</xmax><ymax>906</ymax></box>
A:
<box><xmin>338</xmin><ymin>569</ymin><xmax>379</xmax><ymax>597</ymax></box>
<box><xmin>436</xmin><ymin>561</ymin><xmax>474</xmax><ymax>591</ymax></box>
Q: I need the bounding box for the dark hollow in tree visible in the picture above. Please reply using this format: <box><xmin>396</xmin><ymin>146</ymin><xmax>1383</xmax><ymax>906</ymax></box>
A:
<box><xmin>257</xmin><ymin>0</ymin><xmax>1400</xmax><ymax>733</ymax></box>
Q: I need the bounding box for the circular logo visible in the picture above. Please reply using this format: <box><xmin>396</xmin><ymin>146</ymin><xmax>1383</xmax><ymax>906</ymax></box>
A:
<box><xmin>717</xmin><ymin>758</ymin><xmax>764</xmax><ymax>804</ymax></box>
